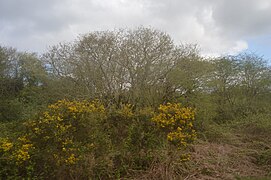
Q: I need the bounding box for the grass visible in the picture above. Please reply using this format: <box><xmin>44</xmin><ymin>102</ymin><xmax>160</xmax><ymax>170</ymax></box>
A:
<box><xmin>1</xmin><ymin>112</ymin><xmax>270</xmax><ymax>179</ymax></box>
<box><xmin>132</xmin><ymin>113</ymin><xmax>271</xmax><ymax>179</ymax></box>
<box><xmin>179</xmin><ymin>113</ymin><xmax>271</xmax><ymax>179</ymax></box>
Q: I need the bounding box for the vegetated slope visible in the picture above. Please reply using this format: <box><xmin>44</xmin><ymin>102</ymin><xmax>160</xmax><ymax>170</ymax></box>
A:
<box><xmin>134</xmin><ymin>114</ymin><xmax>271</xmax><ymax>180</ymax></box>
<box><xmin>188</xmin><ymin>136</ymin><xmax>270</xmax><ymax>179</ymax></box>
<box><xmin>1</xmin><ymin>28</ymin><xmax>270</xmax><ymax>179</ymax></box>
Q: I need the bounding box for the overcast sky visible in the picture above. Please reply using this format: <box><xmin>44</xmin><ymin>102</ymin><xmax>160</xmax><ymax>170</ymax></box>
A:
<box><xmin>1</xmin><ymin>0</ymin><xmax>271</xmax><ymax>60</ymax></box>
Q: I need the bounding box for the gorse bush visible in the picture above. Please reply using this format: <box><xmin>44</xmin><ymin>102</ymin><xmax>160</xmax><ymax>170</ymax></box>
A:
<box><xmin>0</xmin><ymin>136</ymin><xmax>35</xmax><ymax>179</ymax></box>
<box><xmin>152</xmin><ymin>103</ymin><xmax>196</xmax><ymax>148</ymax></box>
<box><xmin>0</xmin><ymin>100</ymin><xmax>196</xmax><ymax>179</ymax></box>
<box><xmin>1</xmin><ymin>99</ymin><xmax>107</xmax><ymax>179</ymax></box>
<box><xmin>1</xmin><ymin>28</ymin><xmax>270</xmax><ymax>179</ymax></box>
<box><xmin>151</xmin><ymin>103</ymin><xmax>196</xmax><ymax>162</ymax></box>
<box><xmin>27</xmin><ymin>99</ymin><xmax>109</xmax><ymax>178</ymax></box>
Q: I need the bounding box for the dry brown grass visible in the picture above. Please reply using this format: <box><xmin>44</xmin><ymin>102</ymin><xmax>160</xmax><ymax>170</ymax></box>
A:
<box><xmin>131</xmin><ymin>132</ymin><xmax>270</xmax><ymax>180</ymax></box>
<box><xmin>186</xmin><ymin>141</ymin><xmax>268</xmax><ymax>180</ymax></box>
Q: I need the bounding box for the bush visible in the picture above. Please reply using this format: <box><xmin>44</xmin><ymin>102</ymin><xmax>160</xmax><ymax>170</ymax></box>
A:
<box><xmin>0</xmin><ymin>100</ymin><xmax>197</xmax><ymax>179</ymax></box>
<box><xmin>152</xmin><ymin>103</ymin><xmax>196</xmax><ymax>148</ymax></box>
<box><xmin>1</xmin><ymin>99</ymin><xmax>107</xmax><ymax>179</ymax></box>
<box><xmin>151</xmin><ymin>103</ymin><xmax>196</xmax><ymax>162</ymax></box>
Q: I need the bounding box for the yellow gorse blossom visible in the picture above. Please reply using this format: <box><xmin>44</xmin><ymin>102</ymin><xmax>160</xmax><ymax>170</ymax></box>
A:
<box><xmin>48</xmin><ymin>99</ymin><xmax>105</xmax><ymax>114</ymax></box>
<box><xmin>14</xmin><ymin>143</ymin><xmax>33</xmax><ymax>163</ymax></box>
<box><xmin>179</xmin><ymin>153</ymin><xmax>191</xmax><ymax>162</ymax></box>
<box><xmin>0</xmin><ymin>138</ymin><xmax>13</xmax><ymax>152</ymax></box>
<box><xmin>117</xmin><ymin>103</ymin><xmax>134</xmax><ymax>118</ymax></box>
<box><xmin>65</xmin><ymin>153</ymin><xmax>78</xmax><ymax>165</ymax></box>
<box><xmin>152</xmin><ymin>103</ymin><xmax>196</xmax><ymax>149</ymax></box>
<box><xmin>18</xmin><ymin>136</ymin><xmax>30</xmax><ymax>143</ymax></box>
<box><xmin>21</xmin><ymin>99</ymin><xmax>106</xmax><ymax>168</ymax></box>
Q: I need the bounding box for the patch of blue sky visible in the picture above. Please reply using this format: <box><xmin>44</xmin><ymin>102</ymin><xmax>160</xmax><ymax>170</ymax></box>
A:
<box><xmin>245</xmin><ymin>35</ymin><xmax>271</xmax><ymax>65</ymax></box>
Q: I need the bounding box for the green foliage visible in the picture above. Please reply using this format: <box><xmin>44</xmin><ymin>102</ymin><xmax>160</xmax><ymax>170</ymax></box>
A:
<box><xmin>210</xmin><ymin>54</ymin><xmax>271</xmax><ymax>122</ymax></box>
<box><xmin>0</xmin><ymin>100</ymin><xmax>107</xmax><ymax>178</ymax></box>
<box><xmin>0</xmin><ymin>98</ymin><xmax>24</xmax><ymax>122</ymax></box>
<box><xmin>0</xmin><ymin>100</ymin><xmax>196</xmax><ymax>179</ymax></box>
<box><xmin>151</xmin><ymin>103</ymin><xmax>196</xmax><ymax>163</ymax></box>
<box><xmin>103</xmin><ymin>104</ymin><xmax>166</xmax><ymax>177</ymax></box>
<box><xmin>0</xmin><ymin>46</ymin><xmax>50</xmax><ymax>122</ymax></box>
<box><xmin>0</xmin><ymin>27</ymin><xmax>271</xmax><ymax>179</ymax></box>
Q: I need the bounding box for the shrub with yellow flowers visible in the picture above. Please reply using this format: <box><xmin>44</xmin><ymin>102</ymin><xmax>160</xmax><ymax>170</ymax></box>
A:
<box><xmin>0</xmin><ymin>135</ymin><xmax>35</xmax><ymax>179</ymax></box>
<box><xmin>13</xmin><ymin>136</ymin><xmax>34</xmax><ymax>164</ymax></box>
<box><xmin>152</xmin><ymin>103</ymin><xmax>196</xmax><ymax>149</ymax></box>
<box><xmin>24</xmin><ymin>99</ymin><xmax>107</xmax><ymax>174</ymax></box>
<box><xmin>0</xmin><ymin>138</ymin><xmax>13</xmax><ymax>153</ymax></box>
<box><xmin>0</xmin><ymin>99</ymin><xmax>108</xmax><ymax>179</ymax></box>
<box><xmin>0</xmin><ymin>100</ymin><xmax>196</xmax><ymax>179</ymax></box>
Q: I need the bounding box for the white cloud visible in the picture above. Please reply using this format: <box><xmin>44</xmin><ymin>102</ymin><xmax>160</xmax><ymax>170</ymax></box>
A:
<box><xmin>0</xmin><ymin>0</ymin><xmax>270</xmax><ymax>56</ymax></box>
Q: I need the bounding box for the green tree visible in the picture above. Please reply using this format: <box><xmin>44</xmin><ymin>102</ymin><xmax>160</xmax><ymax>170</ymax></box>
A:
<box><xmin>43</xmin><ymin>28</ymin><xmax>190</xmax><ymax>107</ymax></box>
<box><xmin>236</xmin><ymin>53</ymin><xmax>271</xmax><ymax>114</ymax></box>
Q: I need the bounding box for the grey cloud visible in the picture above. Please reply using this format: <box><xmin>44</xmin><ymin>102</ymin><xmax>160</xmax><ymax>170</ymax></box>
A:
<box><xmin>212</xmin><ymin>0</ymin><xmax>271</xmax><ymax>37</ymax></box>
<box><xmin>0</xmin><ymin>0</ymin><xmax>270</xmax><ymax>56</ymax></box>
<box><xmin>0</xmin><ymin>0</ymin><xmax>82</xmax><ymax>35</ymax></box>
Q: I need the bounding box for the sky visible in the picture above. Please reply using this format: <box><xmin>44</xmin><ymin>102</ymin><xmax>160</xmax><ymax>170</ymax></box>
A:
<box><xmin>0</xmin><ymin>0</ymin><xmax>271</xmax><ymax>61</ymax></box>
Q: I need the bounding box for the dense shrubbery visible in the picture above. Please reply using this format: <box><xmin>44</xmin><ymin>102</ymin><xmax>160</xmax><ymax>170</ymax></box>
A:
<box><xmin>0</xmin><ymin>100</ymin><xmax>196</xmax><ymax>179</ymax></box>
<box><xmin>0</xmin><ymin>27</ymin><xmax>270</xmax><ymax>178</ymax></box>
<box><xmin>0</xmin><ymin>100</ymin><xmax>106</xmax><ymax>178</ymax></box>
<box><xmin>152</xmin><ymin>103</ymin><xmax>196</xmax><ymax>152</ymax></box>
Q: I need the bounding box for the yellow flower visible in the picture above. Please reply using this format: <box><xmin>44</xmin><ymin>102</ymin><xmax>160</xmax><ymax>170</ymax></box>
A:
<box><xmin>14</xmin><ymin>143</ymin><xmax>33</xmax><ymax>163</ymax></box>
<box><xmin>0</xmin><ymin>138</ymin><xmax>13</xmax><ymax>152</ymax></box>
<box><xmin>65</xmin><ymin>154</ymin><xmax>77</xmax><ymax>165</ymax></box>
<box><xmin>152</xmin><ymin>103</ymin><xmax>196</xmax><ymax>148</ymax></box>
